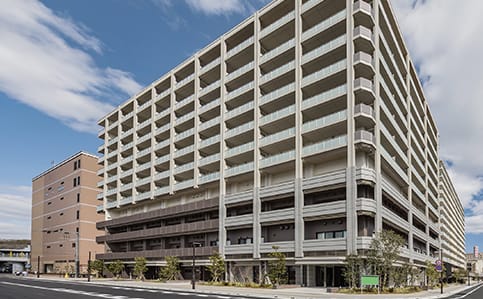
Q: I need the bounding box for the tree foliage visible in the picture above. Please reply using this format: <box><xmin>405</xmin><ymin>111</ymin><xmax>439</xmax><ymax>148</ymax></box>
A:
<box><xmin>107</xmin><ymin>260</ymin><xmax>124</xmax><ymax>279</ymax></box>
<box><xmin>133</xmin><ymin>257</ymin><xmax>148</xmax><ymax>280</ymax></box>
<box><xmin>207</xmin><ymin>252</ymin><xmax>225</xmax><ymax>282</ymax></box>
<box><xmin>368</xmin><ymin>230</ymin><xmax>405</xmax><ymax>289</ymax></box>
<box><xmin>90</xmin><ymin>260</ymin><xmax>105</xmax><ymax>278</ymax></box>
<box><xmin>425</xmin><ymin>260</ymin><xmax>442</xmax><ymax>286</ymax></box>
<box><xmin>267</xmin><ymin>246</ymin><xmax>287</xmax><ymax>287</ymax></box>
<box><xmin>343</xmin><ymin>254</ymin><xmax>364</xmax><ymax>288</ymax></box>
<box><xmin>159</xmin><ymin>256</ymin><xmax>181</xmax><ymax>281</ymax></box>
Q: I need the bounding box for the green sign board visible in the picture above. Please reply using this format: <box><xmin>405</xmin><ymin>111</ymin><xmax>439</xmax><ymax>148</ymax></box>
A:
<box><xmin>361</xmin><ymin>275</ymin><xmax>379</xmax><ymax>286</ymax></box>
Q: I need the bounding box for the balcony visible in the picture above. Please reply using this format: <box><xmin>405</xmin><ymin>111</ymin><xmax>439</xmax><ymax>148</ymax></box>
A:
<box><xmin>155</xmin><ymin>89</ymin><xmax>170</xmax><ymax>101</ymax></box>
<box><xmin>155</xmin><ymin>154</ymin><xmax>170</xmax><ymax>165</ymax></box>
<box><xmin>260</xmin><ymin>82</ymin><xmax>295</xmax><ymax>106</ymax></box>
<box><xmin>382</xmin><ymin>207</ymin><xmax>408</xmax><ymax>231</ymax></box>
<box><xmin>174</xmin><ymin>128</ymin><xmax>194</xmax><ymax>142</ymax></box>
<box><xmin>260</xmin><ymin>181</ymin><xmax>294</xmax><ymax>198</ymax></box>
<box><xmin>105</xmin><ymin>200</ymin><xmax>118</xmax><ymax>209</ymax></box>
<box><xmin>225</xmin><ymin>101</ymin><xmax>254</xmax><ymax>121</ymax></box>
<box><xmin>225</xmin><ymin>162</ymin><xmax>254</xmax><ymax>177</ymax></box>
<box><xmin>174</xmin><ymin>145</ymin><xmax>194</xmax><ymax>158</ymax></box>
<box><xmin>199</xmin><ymin>172</ymin><xmax>220</xmax><ymax>184</ymax></box>
<box><xmin>302</xmin><ymin>35</ymin><xmax>346</xmax><ymax>65</ymax></box>
<box><xmin>226</xmin><ymin>62</ymin><xmax>254</xmax><ymax>83</ymax></box>
<box><xmin>225</xmin><ymin>244</ymin><xmax>253</xmax><ymax>255</ymax></box>
<box><xmin>153</xmin><ymin>186</ymin><xmax>169</xmax><ymax>197</ymax></box>
<box><xmin>199</xmin><ymin>135</ymin><xmax>220</xmax><ymax>148</ymax></box>
<box><xmin>356</xmin><ymin>197</ymin><xmax>377</xmax><ymax>214</ymax></box>
<box><xmin>259</xmin><ymin>127</ymin><xmax>295</xmax><ymax>147</ymax></box>
<box><xmin>105</xmin><ymin>188</ymin><xmax>117</xmax><ymax>197</ymax></box>
<box><xmin>260</xmin><ymin>207</ymin><xmax>294</xmax><ymax>223</ymax></box>
<box><xmin>303</xmin><ymin>238</ymin><xmax>346</xmax><ymax>252</ymax></box>
<box><xmin>302</xmin><ymin>85</ymin><xmax>346</xmax><ymax>111</ymax></box>
<box><xmin>137</xmin><ymin>147</ymin><xmax>152</xmax><ymax>159</ymax></box>
<box><xmin>225</xmin><ymin>142</ymin><xmax>254</xmax><ymax>158</ymax></box>
<box><xmin>135</xmin><ymin>176</ymin><xmax>151</xmax><ymax>187</ymax></box>
<box><xmin>226</xmin><ymin>36</ymin><xmax>254</xmax><ymax>59</ymax></box>
<box><xmin>199</xmin><ymin>116</ymin><xmax>220</xmax><ymax>132</ymax></box>
<box><xmin>260</xmin><ymin>11</ymin><xmax>295</xmax><ymax>38</ymax></box>
<box><xmin>224</xmin><ymin>190</ymin><xmax>252</xmax><ymax>205</ymax></box>
<box><xmin>302</xmin><ymin>110</ymin><xmax>347</xmax><ymax>134</ymax></box>
<box><xmin>353</xmin><ymin>26</ymin><xmax>375</xmax><ymax>52</ymax></box>
<box><xmin>120</xmin><ymin>182</ymin><xmax>133</xmax><ymax>192</ymax></box>
<box><xmin>199</xmin><ymin>98</ymin><xmax>220</xmax><ymax>115</ymax></box>
<box><xmin>199</xmin><ymin>153</ymin><xmax>220</xmax><ymax>167</ymax></box>
<box><xmin>175</xmin><ymin>95</ymin><xmax>194</xmax><ymax>111</ymax></box>
<box><xmin>135</xmin><ymin>191</ymin><xmax>151</xmax><ymax>202</ymax></box>
<box><xmin>122</xmin><ymin>111</ymin><xmax>134</xmax><ymax>121</ymax></box>
<box><xmin>175</xmin><ymin>74</ymin><xmax>194</xmax><ymax>89</ymax></box>
<box><xmin>225</xmin><ymin>214</ymin><xmax>253</xmax><ymax>227</ymax></box>
<box><xmin>260</xmin><ymin>104</ymin><xmax>295</xmax><ymax>126</ymax></box>
<box><xmin>200</xmin><ymin>57</ymin><xmax>221</xmax><ymax>74</ymax></box>
<box><xmin>137</xmin><ymin>132</ymin><xmax>152</xmax><ymax>144</ymax></box>
<box><xmin>175</xmin><ymin>111</ymin><xmax>194</xmax><ymax>126</ymax></box>
<box><xmin>302</xmin><ymin>135</ymin><xmax>347</xmax><ymax>157</ymax></box>
<box><xmin>260</xmin><ymin>150</ymin><xmax>295</xmax><ymax>168</ymax></box>
<box><xmin>174</xmin><ymin>162</ymin><xmax>194</xmax><ymax>174</ymax></box>
<box><xmin>302</xmin><ymin>10</ymin><xmax>346</xmax><ymax>41</ymax></box>
<box><xmin>353</xmin><ymin>0</ymin><xmax>374</xmax><ymax>28</ymax></box>
<box><xmin>98</xmin><ymin>246</ymin><xmax>217</xmax><ymax>261</ymax></box>
<box><xmin>301</xmin><ymin>59</ymin><xmax>346</xmax><ymax>87</ymax></box>
<box><xmin>138</xmin><ymin>99</ymin><xmax>152</xmax><ymax>112</ymax></box>
<box><xmin>261</xmin><ymin>38</ymin><xmax>295</xmax><ymax>64</ymax></box>
<box><xmin>260</xmin><ymin>61</ymin><xmax>295</xmax><ymax>85</ymax></box>
<box><xmin>226</xmin><ymin>81</ymin><xmax>254</xmax><ymax>102</ymax></box>
<box><xmin>174</xmin><ymin>179</ymin><xmax>194</xmax><ymax>191</ymax></box>
<box><xmin>199</xmin><ymin>79</ymin><xmax>220</xmax><ymax>97</ymax></box>
<box><xmin>260</xmin><ymin>241</ymin><xmax>294</xmax><ymax>253</ymax></box>
<box><xmin>354</xmin><ymin>130</ymin><xmax>376</xmax><ymax>150</ymax></box>
<box><xmin>303</xmin><ymin>200</ymin><xmax>346</xmax><ymax>218</ymax></box>
<box><xmin>96</xmin><ymin>193</ymin><xmax>103</xmax><ymax>200</ymax></box>
<box><xmin>119</xmin><ymin>196</ymin><xmax>133</xmax><ymax>206</ymax></box>
<box><xmin>96</xmin><ymin>204</ymin><xmax>104</xmax><ymax>213</ymax></box>
<box><xmin>225</xmin><ymin>121</ymin><xmax>254</xmax><ymax>139</ymax></box>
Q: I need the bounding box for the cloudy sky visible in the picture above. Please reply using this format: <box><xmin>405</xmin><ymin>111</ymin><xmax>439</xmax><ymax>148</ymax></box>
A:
<box><xmin>0</xmin><ymin>0</ymin><xmax>481</xmax><ymax>251</ymax></box>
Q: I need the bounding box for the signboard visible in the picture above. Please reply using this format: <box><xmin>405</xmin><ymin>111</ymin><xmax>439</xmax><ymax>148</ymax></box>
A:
<box><xmin>361</xmin><ymin>275</ymin><xmax>380</xmax><ymax>294</ymax></box>
<box><xmin>435</xmin><ymin>259</ymin><xmax>443</xmax><ymax>272</ymax></box>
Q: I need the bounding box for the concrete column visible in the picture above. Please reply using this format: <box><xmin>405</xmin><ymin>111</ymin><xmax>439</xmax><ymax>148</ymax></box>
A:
<box><xmin>253</xmin><ymin>11</ymin><xmax>261</xmax><ymax>260</ymax></box>
<box><xmin>218</xmin><ymin>38</ymin><xmax>227</xmax><ymax>257</ymax></box>
<box><xmin>194</xmin><ymin>55</ymin><xmax>200</xmax><ymax>187</ymax></box>
<box><xmin>294</xmin><ymin>0</ymin><xmax>304</xmax><ymax>259</ymax></box>
<box><xmin>373</xmin><ymin>0</ymin><xmax>383</xmax><ymax>234</ymax></box>
<box><xmin>169</xmin><ymin>74</ymin><xmax>176</xmax><ymax>194</ymax></box>
<box><xmin>345</xmin><ymin>0</ymin><xmax>357</xmax><ymax>254</ymax></box>
<box><xmin>405</xmin><ymin>52</ymin><xmax>414</xmax><ymax>262</ymax></box>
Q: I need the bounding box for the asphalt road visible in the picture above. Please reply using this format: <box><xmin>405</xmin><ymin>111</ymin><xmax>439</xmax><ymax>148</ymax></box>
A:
<box><xmin>444</xmin><ymin>283</ymin><xmax>483</xmax><ymax>299</ymax></box>
<box><xmin>0</xmin><ymin>275</ymin><xmax>250</xmax><ymax>299</ymax></box>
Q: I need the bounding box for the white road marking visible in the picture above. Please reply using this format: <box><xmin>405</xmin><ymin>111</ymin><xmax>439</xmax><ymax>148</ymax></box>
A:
<box><xmin>0</xmin><ymin>281</ymin><xmax>144</xmax><ymax>299</ymax></box>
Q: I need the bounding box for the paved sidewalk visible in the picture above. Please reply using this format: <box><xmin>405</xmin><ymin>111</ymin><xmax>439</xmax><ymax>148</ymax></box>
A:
<box><xmin>22</xmin><ymin>275</ymin><xmax>481</xmax><ymax>299</ymax></box>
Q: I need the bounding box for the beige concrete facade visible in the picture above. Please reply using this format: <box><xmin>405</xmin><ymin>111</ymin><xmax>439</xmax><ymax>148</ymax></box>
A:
<box><xmin>31</xmin><ymin>152</ymin><xmax>104</xmax><ymax>274</ymax></box>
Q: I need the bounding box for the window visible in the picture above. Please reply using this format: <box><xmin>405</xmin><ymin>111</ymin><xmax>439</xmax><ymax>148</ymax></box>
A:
<box><xmin>77</xmin><ymin>193</ymin><xmax>80</xmax><ymax>203</ymax></box>
<box><xmin>46</xmin><ymin>246</ymin><xmax>51</xmax><ymax>249</ymax></box>
<box><xmin>59</xmin><ymin>244</ymin><xmax>63</xmax><ymax>248</ymax></box>
<box><xmin>76</xmin><ymin>227</ymin><xmax>79</xmax><ymax>233</ymax></box>
<box><xmin>60</xmin><ymin>197</ymin><xmax>64</xmax><ymax>200</ymax></box>
<box><xmin>72</xmin><ymin>243</ymin><xmax>76</xmax><ymax>248</ymax></box>
<box><xmin>77</xmin><ymin>160</ymin><xmax>81</xmax><ymax>169</ymax></box>
<box><xmin>74</xmin><ymin>160</ymin><xmax>80</xmax><ymax>170</ymax></box>
<box><xmin>76</xmin><ymin>210</ymin><xmax>79</xmax><ymax>220</ymax></box>
<box><xmin>60</xmin><ymin>213</ymin><xmax>63</xmax><ymax>216</ymax></box>
<box><xmin>73</xmin><ymin>178</ymin><xmax>77</xmax><ymax>187</ymax></box>
<box><xmin>47</xmin><ymin>202</ymin><xmax>52</xmax><ymax>205</ymax></box>
<box><xmin>47</xmin><ymin>216</ymin><xmax>51</xmax><ymax>220</ymax></box>
<box><xmin>77</xmin><ymin>176</ymin><xmax>80</xmax><ymax>185</ymax></box>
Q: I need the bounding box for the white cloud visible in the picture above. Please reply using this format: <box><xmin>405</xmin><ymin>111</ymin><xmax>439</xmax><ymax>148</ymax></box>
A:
<box><xmin>0</xmin><ymin>185</ymin><xmax>31</xmax><ymax>240</ymax></box>
<box><xmin>392</xmin><ymin>0</ymin><xmax>483</xmax><ymax>232</ymax></box>
<box><xmin>185</xmin><ymin>0</ymin><xmax>247</xmax><ymax>15</ymax></box>
<box><xmin>0</xmin><ymin>0</ymin><xmax>142</xmax><ymax>133</ymax></box>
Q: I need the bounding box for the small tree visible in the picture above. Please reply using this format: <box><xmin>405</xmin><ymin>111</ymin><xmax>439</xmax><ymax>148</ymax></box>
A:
<box><xmin>368</xmin><ymin>230</ymin><xmax>405</xmax><ymax>290</ymax></box>
<box><xmin>91</xmin><ymin>259</ymin><xmax>105</xmax><ymax>278</ymax></box>
<box><xmin>133</xmin><ymin>257</ymin><xmax>148</xmax><ymax>281</ymax></box>
<box><xmin>425</xmin><ymin>260</ymin><xmax>439</xmax><ymax>287</ymax></box>
<box><xmin>343</xmin><ymin>254</ymin><xmax>363</xmax><ymax>289</ymax></box>
<box><xmin>207</xmin><ymin>252</ymin><xmax>225</xmax><ymax>282</ymax></box>
<box><xmin>159</xmin><ymin>256</ymin><xmax>181</xmax><ymax>281</ymax></box>
<box><xmin>267</xmin><ymin>246</ymin><xmax>287</xmax><ymax>287</ymax></box>
<box><xmin>107</xmin><ymin>260</ymin><xmax>124</xmax><ymax>279</ymax></box>
<box><xmin>392</xmin><ymin>263</ymin><xmax>412</xmax><ymax>288</ymax></box>
<box><xmin>453</xmin><ymin>268</ymin><xmax>467</xmax><ymax>284</ymax></box>
<box><xmin>408</xmin><ymin>264</ymin><xmax>421</xmax><ymax>286</ymax></box>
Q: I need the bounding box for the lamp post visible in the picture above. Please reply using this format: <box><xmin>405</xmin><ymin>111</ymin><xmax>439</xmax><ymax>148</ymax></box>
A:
<box><xmin>192</xmin><ymin>242</ymin><xmax>201</xmax><ymax>290</ymax></box>
<box><xmin>64</xmin><ymin>231</ymin><xmax>80</xmax><ymax>278</ymax></box>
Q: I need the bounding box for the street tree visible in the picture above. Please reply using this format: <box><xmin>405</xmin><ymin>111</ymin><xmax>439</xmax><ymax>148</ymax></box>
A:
<box><xmin>107</xmin><ymin>260</ymin><xmax>124</xmax><ymax>279</ymax></box>
<box><xmin>267</xmin><ymin>246</ymin><xmax>287</xmax><ymax>287</ymax></box>
<box><xmin>133</xmin><ymin>257</ymin><xmax>148</xmax><ymax>281</ymax></box>
<box><xmin>207</xmin><ymin>252</ymin><xmax>225</xmax><ymax>282</ymax></box>
<box><xmin>159</xmin><ymin>256</ymin><xmax>181</xmax><ymax>281</ymax></box>
<box><xmin>425</xmin><ymin>260</ymin><xmax>440</xmax><ymax>287</ymax></box>
<box><xmin>367</xmin><ymin>230</ymin><xmax>405</xmax><ymax>289</ymax></box>
<box><xmin>343</xmin><ymin>254</ymin><xmax>364</xmax><ymax>289</ymax></box>
<box><xmin>90</xmin><ymin>259</ymin><xmax>105</xmax><ymax>278</ymax></box>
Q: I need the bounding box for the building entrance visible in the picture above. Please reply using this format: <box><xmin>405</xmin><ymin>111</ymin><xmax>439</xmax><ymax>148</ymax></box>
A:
<box><xmin>315</xmin><ymin>266</ymin><xmax>345</xmax><ymax>287</ymax></box>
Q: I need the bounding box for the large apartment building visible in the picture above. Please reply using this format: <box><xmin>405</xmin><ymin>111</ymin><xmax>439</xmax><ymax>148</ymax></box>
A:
<box><xmin>31</xmin><ymin>152</ymin><xmax>104</xmax><ymax>275</ymax></box>
<box><xmin>439</xmin><ymin>161</ymin><xmax>465</xmax><ymax>270</ymax></box>
<box><xmin>96</xmin><ymin>0</ymin><xmax>464</xmax><ymax>286</ymax></box>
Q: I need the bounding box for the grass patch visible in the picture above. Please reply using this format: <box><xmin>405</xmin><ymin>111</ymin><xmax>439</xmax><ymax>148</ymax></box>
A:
<box><xmin>339</xmin><ymin>286</ymin><xmax>422</xmax><ymax>294</ymax></box>
<box><xmin>201</xmin><ymin>281</ymin><xmax>272</xmax><ymax>288</ymax></box>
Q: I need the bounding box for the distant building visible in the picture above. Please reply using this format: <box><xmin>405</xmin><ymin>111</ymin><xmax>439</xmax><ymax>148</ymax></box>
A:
<box><xmin>467</xmin><ymin>246</ymin><xmax>483</xmax><ymax>277</ymax></box>
<box><xmin>0</xmin><ymin>240</ymin><xmax>30</xmax><ymax>273</ymax></box>
<box><xmin>31</xmin><ymin>152</ymin><xmax>104</xmax><ymax>275</ymax></box>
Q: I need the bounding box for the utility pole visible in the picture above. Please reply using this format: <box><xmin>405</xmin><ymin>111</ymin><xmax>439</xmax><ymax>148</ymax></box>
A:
<box><xmin>192</xmin><ymin>242</ymin><xmax>201</xmax><ymax>289</ymax></box>
<box><xmin>87</xmin><ymin>251</ymin><xmax>91</xmax><ymax>282</ymax></box>
<box><xmin>75</xmin><ymin>230</ymin><xmax>80</xmax><ymax>278</ymax></box>
<box><xmin>37</xmin><ymin>256</ymin><xmax>40</xmax><ymax>278</ymax></box>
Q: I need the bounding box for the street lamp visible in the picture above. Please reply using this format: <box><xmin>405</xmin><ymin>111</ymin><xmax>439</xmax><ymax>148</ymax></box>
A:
<box><xmin>64</xmin><ymin>231</ymin><xmax>80</xmax><ymax>278</ymax></box>
<box><xmin>192</xmin><ymin>242</ymin><xmax>201</xmax><ymax>290</ymax></box>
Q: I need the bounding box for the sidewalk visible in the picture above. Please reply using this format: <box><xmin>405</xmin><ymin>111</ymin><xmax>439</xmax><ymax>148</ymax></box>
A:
<box><xmin>23</xmin><ymin>275</ymin><xmax>480</xmax><ymax>299</ymax></box>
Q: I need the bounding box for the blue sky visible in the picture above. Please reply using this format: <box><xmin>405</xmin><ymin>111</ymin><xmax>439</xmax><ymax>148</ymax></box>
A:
<box><xmin>0</xmin><ymin>0</ymin><xmax>482</xmax><ymax>253</ymax></box>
